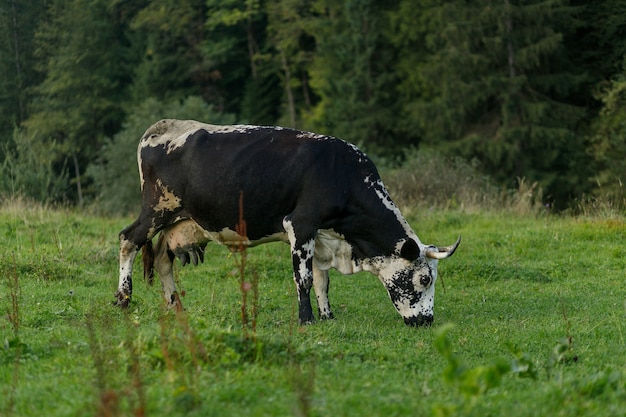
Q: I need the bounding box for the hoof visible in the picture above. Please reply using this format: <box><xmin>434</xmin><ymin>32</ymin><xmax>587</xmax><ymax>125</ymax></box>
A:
<box><xmin>319</xmin><ymin>312</ymin><xmax>335</xmax><ymax>320</ymax></box>
<box><xmin>404</xmin><ymin>314</ymin><xmax>433</xmax><ymax>327</ymax></box>
<box><xmin>299</xmin><ymin>317</ymin><xmax>315</xmax><ymax>326</ymax></box>
<box><xmin>167</xmin><ymin>292</ymin><xmax>184</xmax><ymax>313</ymax></box>
<box><xmin>114</xmin><ymin>291</ymin><xmax>131</xmax><ymax>308</ymax></box>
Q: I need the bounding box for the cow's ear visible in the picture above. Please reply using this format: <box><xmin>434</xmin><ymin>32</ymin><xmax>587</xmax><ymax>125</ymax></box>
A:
<box><xmin>400</xmin><ymin>239</ymin><xmax>420</xmax><ymax>261</ymax></box>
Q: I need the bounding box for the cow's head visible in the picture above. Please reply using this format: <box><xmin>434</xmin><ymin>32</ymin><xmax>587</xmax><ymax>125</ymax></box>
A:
<box><xmin>373</xmin><ymin>236</ymin><xmax>461</xmax><ymax>327</ymax></box>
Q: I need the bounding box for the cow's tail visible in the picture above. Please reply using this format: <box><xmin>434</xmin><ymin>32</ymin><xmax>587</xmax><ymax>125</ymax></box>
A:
<box><xmin>142</xmin><ymin>240</ymin><xmax>155</xmax><ymax>286</ymax></box>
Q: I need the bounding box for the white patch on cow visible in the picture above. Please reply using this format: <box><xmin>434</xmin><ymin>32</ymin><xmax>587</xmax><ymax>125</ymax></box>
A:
<box><xmin>282</xmin><ymin>218</ymin><xmax>314</xmax><ymax>282</ymax></box>
<box><xmin>161</xmin><ymin>219</ymin><xmax>287</xmax><ymax>253</ymax></box>
<box><xmin>136</xmin><ymin>119</ymin><xmax>272</xmax><ymax>189</ymax></box>
<box><xmin>152</xmin><ymin>232</ymin><xmax>178</xmax><ymax>306</ymax></box>
<box><xmin>343</xmin><ymin>141</ymin><xmax>369</xmax><ymax>163</ymax></box>
<box><xmin>414</xmin><ymin>284</ymin><xmax>436</xmax><ymax>317</ymax></box>
<box><xmin>366</xmin><ymin>251</ymin><xmax>438</xmax><ymax>323</ymax></box>
<box><xmin>137</xmin><ymin>139</ymin><xmax>145</xmax><ymax>190</ymax></box>
<box><xmin>117</xmin><ymin>236</ymin><xmax>138</xmax><ymax>300</ymax></box>
<box><xmin>296</xmin><ymin>131</ymin><xmax>328</xmax><ymax>140</ymax></box>
<box><xmin>283</xmin><ymin>218</ymin><xmax>297</xmax><ymax>246</ymax></box>
<box><xmin>153</xmin><ymin>179</ymin><xmax>182</xmax><ymax>213</ymax></box>
<box><xmin>208</xmin><ymin>227</ymin><xmax>287</xmax><ymax>249</ymax></box>
<box><xmin>313</xmin><ymin>267</ymin><xmax>332</xmax><ymax>318</ymax></box>
<box><xmin>118</xmin><ymin>237</ymin><xmax>136</xmax><ymax>280</ymax></box>
<box><xmin>162</xmin><ymin>219</ymin><xmax>210</xmax><ymax>250</ymax></box>
<box><xmin>364</xmin><ymin>175</ymin><xmax>422</xmax><ymax>248</ymax></box>
<box><xmin>140</xmin><ymin>119</ymin><xmax>260</xmax><ymax>154</ymax></box>
<box><xmin>141</xmin><ymin>119</ymin><xmax>206</xmax><ymax>149</ymax></box>
<box><xmin>393</xmin><ymin>239</ymin><xmax>406</xmax><ymax>255</ymax></box>
<box><xmin>313</xmin><ymin>229</ymin><xmax>362</xmax><ymax>275</ymax></box>
<box><xmin>346</xmin><ymin>142</ymin><xmax>364</xmax><ymax>156</ymax></box>
<box><xmin>297</xmin><ymin>239</ymin><xmax>315</xmax><ymax>279</ymax></box>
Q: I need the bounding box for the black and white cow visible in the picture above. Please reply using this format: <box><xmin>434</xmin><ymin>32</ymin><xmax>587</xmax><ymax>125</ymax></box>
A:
<box><xmin>116</xmin><ymin>119</ymin><xmax>460</xmax><ymax>326</ymax></box>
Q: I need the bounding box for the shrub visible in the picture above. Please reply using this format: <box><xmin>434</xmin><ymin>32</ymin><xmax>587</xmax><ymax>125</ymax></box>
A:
<box><xmin>383</xmin><ymin>148</ymin><xmax>546</xmax><ymax>215</ymax></box>
<box><xmin>0</xmin><ymin>128</ymin><xmax>68</xmax><ymax>203</ymax></box>
<box><xmin>383</xmin><ymin>148</ymin><xmax>495</xmax><ymax>212</ymax></box>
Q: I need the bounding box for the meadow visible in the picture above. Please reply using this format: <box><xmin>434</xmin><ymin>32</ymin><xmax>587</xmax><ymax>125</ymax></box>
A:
<box><xmin>1</xmin><ymin>199</ymin><xmax>625</xmax><ymax>416</ymax></box>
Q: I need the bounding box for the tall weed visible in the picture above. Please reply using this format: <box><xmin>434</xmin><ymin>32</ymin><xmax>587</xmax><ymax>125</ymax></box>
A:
<box><xmin>85</xmin><ymin>311</ymin><xmax>147</xmax><ymax>417</ymax></box>
<box><xmin>156</xmin><ymin>309</ymin><xmax>207</xmax><ymax>412</ymax></box>
<box><xmin>2</xmin><ymin>256</ymin><xmax>21</xmax><ymax>417</ymax></box>
<box><xmin>571</xmin><ymin>191</ymin><xmax>626</xmax><ymax>219</ymax></box>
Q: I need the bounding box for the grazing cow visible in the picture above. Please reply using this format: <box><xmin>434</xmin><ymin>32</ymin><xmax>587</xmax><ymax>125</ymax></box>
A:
<box><xmin>116</xmin><ymin>119</ymin><xmax>460</xmax><ymax>326</ymax></box>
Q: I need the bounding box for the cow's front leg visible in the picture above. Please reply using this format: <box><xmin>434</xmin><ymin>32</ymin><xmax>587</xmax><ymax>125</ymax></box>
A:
<box><xmin>294</xmin><ymin>254</ymin><xmax>315</xmax><ymax>324</ymax></box>
<box><xmin>313</xmin><ymin>266</ymin><xmax>334</xmax><ymax>320</ymax></box>
<box><xmin>292</xmin><ymin>240</ymin><xmax>315</xmax><ymax>324</ymax></box>
<box><xmin>284</xmin><ymin>218</ymin><xmax>317</xmax><ymax>324</ymax></box>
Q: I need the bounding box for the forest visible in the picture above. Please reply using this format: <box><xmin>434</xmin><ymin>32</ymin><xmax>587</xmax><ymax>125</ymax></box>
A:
<box><xmin>1</xmin><ymin>0</ymin><xmax>626</xmax><ymax>212</ymax></box>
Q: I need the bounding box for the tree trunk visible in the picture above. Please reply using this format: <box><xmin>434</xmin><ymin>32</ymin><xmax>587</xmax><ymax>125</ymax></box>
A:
<box><xmin>302</xmin><ymin>72</ymin><xmax>311</xmax><ymax>109</ymax></box>
<box><xmin>72</xmin><ymin>153</ymin><xmax>83</xmax><ymax>206</ymax></box>
<box><xmin>10</xmin><ymin>0</ymin><xmax>24</xmax><ymax>121</ymax></box>
<box><xmin>246</xmin><ymin>19</ymin><xmax>258</xmax><ymax>79</ymax></box>
<box><xmin>280</xmin><ymin>51</ymin><xmax>296</xmax><ymax>128</ymax></box>
<box><xmin>505</xmin><ymin>0</ymin><xmax>516</xmax><ymax>78</ymax></box>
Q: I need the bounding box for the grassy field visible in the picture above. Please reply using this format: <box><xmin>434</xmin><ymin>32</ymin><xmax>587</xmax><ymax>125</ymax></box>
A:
<box><xmin>1</xmin><ymin>201</ymin><xmax>625</xmax><ymax>416</ymax></box>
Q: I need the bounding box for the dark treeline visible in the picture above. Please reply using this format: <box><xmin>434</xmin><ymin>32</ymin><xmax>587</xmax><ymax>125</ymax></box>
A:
<box><xmin>1</xmin><ymin>0</ymin><xmax>626</xmax><ymax>212</ymax></box>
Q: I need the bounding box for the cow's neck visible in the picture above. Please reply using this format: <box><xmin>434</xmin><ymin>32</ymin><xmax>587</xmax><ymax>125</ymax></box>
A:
<box><xmin>336</xmin><ymin>176</ymin><xmax>420</xmax><ymax>260</ymax></box>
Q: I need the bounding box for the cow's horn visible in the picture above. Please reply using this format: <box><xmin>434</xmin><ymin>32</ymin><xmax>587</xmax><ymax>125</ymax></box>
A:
<box><xmin>425</xmin><ymin>236</ymin><xmax>461</xmax><ymax>260</ymax></box>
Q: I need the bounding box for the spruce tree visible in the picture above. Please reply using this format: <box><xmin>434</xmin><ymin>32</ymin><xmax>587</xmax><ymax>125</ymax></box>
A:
<box><xmin>266</xmin><ymin>0</ymin><xmax>317</xmax><ymax>128</ymax></box>
<box><xmin>580</xmin><ymin>0</ymin><xmax>626</xmax><ymax>201</ymax></box>
<box><xmin>0</xmin><ymin>0</ymin><xmax>45</xmax><ymax>146</ymax></box>
<box><xmin>128</xmin><ymin>0</ymin><xmax>208</xmax><ymax>104</ymax></box>
<box><xmin>204</xmin><ymin>0</ymin><xmax>282</xmax><ymax>124</ymax></box>
<box><xmin>588</xmin><ymin>71</ymin><xmax>626</xmax><ymax>201</ymax></box>
<box><xmin>302</xmin><ymin>0</ymin><xmax>402</xmax><ymax>154</ymax></box>
<box><xmin>394</xmin><ymin>0</ymin><xmax>589</xmax><ymax>204</ymax></box>
<box><xmin>24</xmin><ymin>0</ymin><xmax>133</xmax><ymax>203</ymax></box>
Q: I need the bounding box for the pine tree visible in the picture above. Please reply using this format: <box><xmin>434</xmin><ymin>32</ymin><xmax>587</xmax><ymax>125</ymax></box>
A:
<box><xmin>300</xmin><ymin>0</ymin><xmax>402</xmax><ymax>154</ymax></box>
<box><xmin>203</xmin><ymin>0</ymin><xmax>282</xmax><ymax>124</ymax></box>
<box><xmin>128</xmin><ymin>0</ymin><xmax>208</xmax><ymax>103</ymax></box>
<box><xmin>266</xmin><ymin>0</ymin><xmax>317</xmax><ymax>127</ymax></box>
<box><xmin>580</xmin><ymin>0</ymin><xmax>626</xmax><ymax>201</ymax></box>
<box><xmin>24</xmin><ymin>0</ymin><xmax>133</xmax><ymax>203</ymax></box>
<box><xmin>0</xmin><ymin>0</ymin><xmax>45</xmax><ymax>143</ymax></box>
<box><xmin>568</xmin><ymin>0</ymin><xmax>626</xmax><ymax>90</ymax></box>
<box><xmin>394</xmin><ymin>0</ymin><xmax>589</xmax><ymax>204</ymax></box>
<box><xmin>588</xmin><ymin>71</ymin><xmax>626</xmax><ymax>201</ymax></box>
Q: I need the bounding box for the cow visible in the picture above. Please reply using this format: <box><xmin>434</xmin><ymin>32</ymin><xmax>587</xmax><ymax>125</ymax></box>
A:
<box><xmin>116</xmin><ymin>119</ymin><xmax>460</xmax><ymax>326</ymax></box>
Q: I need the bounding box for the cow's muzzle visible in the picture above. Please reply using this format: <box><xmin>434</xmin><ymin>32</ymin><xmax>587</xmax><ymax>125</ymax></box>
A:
<box><xmin>404</xmin><ymin>314</ymin><xmax>433</xmax><ymax>327</ymax></box>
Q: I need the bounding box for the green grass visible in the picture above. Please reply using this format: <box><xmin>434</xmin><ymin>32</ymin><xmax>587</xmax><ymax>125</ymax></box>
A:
<box><xmin>1</xmin><ymin>203</ymin><xmax>626</xmax><ymax>416</ymax></box>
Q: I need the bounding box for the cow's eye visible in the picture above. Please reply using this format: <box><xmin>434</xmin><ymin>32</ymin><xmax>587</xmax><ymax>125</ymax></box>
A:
<box><xmin>420</xmin><ymin>275</ymin><xmax>432</xmax><ymax>287</ymax></box>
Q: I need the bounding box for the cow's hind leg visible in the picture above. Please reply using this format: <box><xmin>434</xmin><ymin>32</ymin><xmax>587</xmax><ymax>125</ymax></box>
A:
<box><xmin>117</xmin><ymin>228</ymin><xmax>139</xmax><ymax>307</ymax></box>
<box><xmin>153</xmin><ymin>232</ymin><xmax>183</xmax><ymax>312</ymax></box>
<box><xmin>116</xmin><ymin>217</ymin><xmax>148</xmax><ymax>307</ymax></box>
<box><xmin>313</xmin><ymin>267</ymin><xmax>334</xmax><ymax>320</ymax></box>
<box><xmin>116</xmin><ymin>211</ymin><xmax>178</xmax><ymax>307</ymax></box>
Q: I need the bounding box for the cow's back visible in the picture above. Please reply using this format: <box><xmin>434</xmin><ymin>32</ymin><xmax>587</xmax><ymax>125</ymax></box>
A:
<box><xmin>138</xmin><ymin>120</ymin><xmax>381</xmax><ymax>242</ymax></box>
